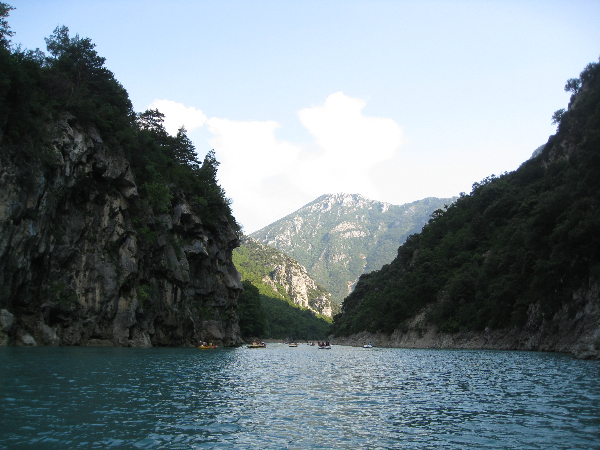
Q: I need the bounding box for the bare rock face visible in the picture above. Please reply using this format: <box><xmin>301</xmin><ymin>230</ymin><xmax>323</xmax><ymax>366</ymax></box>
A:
<box><xmin>0</xmin><ymin>309</ymin><xmax>14</xmax><ymax>345</ymax></box>
<box><xmin>237</xmin><ymin>238</ymin><xmax>333</xmax><ymax>317</ymax></box>
<box><xmin>0</xmin><ymin>118</ymin><xmax>242</xmax><ymax>347</ymax></box>
<box><xmin>267</xmin><ymin>262</ymin><xmax>333</xmax><ymax>317</ymax></box>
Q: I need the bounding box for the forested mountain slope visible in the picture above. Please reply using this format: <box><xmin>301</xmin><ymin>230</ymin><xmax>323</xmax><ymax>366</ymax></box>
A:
<box><xmin>233</xmin><ymin>238</ymin><xmax>332</xmax><ymax>340</ymax></box>
<box><xmin>251</xmin><ymin>193</ymin><xmax>455</xmax><ymax>304</ymax></box>
<box><xmin>234</xmin><ymin>238</ymin><xmax>333</xmax><ymax>316</ymax></box>
<box><xmin>332</xmin><ymin>60</ymin><xmax>600</xmax><ymax>359</ymax></box>
<box><xmin>0</xmin><ymin>12</ymin><xmax>242</xmax><ymax>347</ymax></box>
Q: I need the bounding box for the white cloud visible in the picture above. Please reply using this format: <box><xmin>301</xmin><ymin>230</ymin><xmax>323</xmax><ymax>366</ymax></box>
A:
<box><xmin>204</xmin><ymin>92</ymin><xmax>405</xmax><ymax>232</ymax></box>
<box><xmin>144</xmin><ymin>93</ymin><xmax>404</xmax><ymax>232</ymax></box>
<box><xmin>298</xmin><ymin>92</ymin><xmax>403</xmax><ymax>162</ymax></box>
<box><xmin>206</xmin><ymin>118</ymin><xmax>300</xmax><ymax>173</ymax></box>
<box><xmin>206</xmin><ymin>117</ymin><xmax>305</xmax><ymax>232</ymax></box>
<box><xmin>148</xmin><ymin>99</ymin><xmax>208</xmax><ymax>135</ymax></box>
<box><xmin>293</xmin><ymin>91</ymin><xmax>404</xmax><ymax>201</ymax></box>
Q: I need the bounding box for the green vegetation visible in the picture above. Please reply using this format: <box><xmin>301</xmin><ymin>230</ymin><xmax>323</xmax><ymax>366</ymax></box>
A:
<box><xmin>333</xmin><ymin>60</ymin><xmax>600</xmax><ymax>337</ymax></box>
<box><xmin>237</xmin><ymin>281</ymin><xmax>267</xmax><ymax>337</ymax></box>
<box><xmin>251</xmin><ymin>194</ymin><xmax>455</xmax><ymax>305</ymax></box>
<box><xmin>0</xmin><ymin>4</ymin><xmax>237</xmax><ymax>231</ymax></box>
<box><xmin>233</xmin><ymin>240</ymin><xmax>332</xmax><ymax>340</ymax></box>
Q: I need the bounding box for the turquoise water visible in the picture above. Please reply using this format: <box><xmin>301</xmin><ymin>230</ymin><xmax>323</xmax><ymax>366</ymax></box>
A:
<box><xmin>1</xmin><ymin>345</ymin><xmax>599</xmax><ymax>449</ymax></box>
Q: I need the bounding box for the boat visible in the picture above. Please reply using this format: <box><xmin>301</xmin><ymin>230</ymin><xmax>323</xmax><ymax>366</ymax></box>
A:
<box><xmin>247</xmin><ymin>342</ymin><xmax>267</xmax><ymax>348</ymax></box>
<box><xmin>289</xmin><ymin>342</ymin><xmax>298</xmax><ymax>347</ymax></box>
<box><xmin>363</xmin><ymin>343</ymin><xmax>373</xmax><ymax>348</ymax></box>
<box><xmin>198</xmin><ymin>343</ymin><xmax>218</xmax><ymax>349</ymax></box>
<box><xmin>318</xmin><ymin>345</ymin><xmax>331</xmax><ymax>349</ymax></box>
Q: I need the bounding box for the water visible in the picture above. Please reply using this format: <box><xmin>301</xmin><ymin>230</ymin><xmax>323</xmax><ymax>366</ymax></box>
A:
<box><xmin>1</xmin><ymin>345</ymin><xmax>599</xmax><ymax>449</ymax></box>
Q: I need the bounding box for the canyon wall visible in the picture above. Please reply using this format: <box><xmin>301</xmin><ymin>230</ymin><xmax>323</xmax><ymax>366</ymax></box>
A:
<box><xmin>0</xmin><ymin>117</ymin><xmax>243</xmax><ymax>347</ymax></box>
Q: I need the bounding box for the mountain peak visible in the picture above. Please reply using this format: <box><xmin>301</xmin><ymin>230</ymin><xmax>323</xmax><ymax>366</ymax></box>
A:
<box><xmin>308</xmin><ymin>193</ymin><xmax>392</xmax><ymax>214</ymax></box>
<box><xmin>251</xmin><ymin>193</ymin><xmax>456</xmax><ymax>304</ymax></box>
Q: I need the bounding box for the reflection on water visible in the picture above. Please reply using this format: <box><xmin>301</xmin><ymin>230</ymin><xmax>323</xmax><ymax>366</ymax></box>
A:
<box><xmin>0</xmin><ymin>345</ymin><xmax>599</xmax><ymax>449</ymax></box>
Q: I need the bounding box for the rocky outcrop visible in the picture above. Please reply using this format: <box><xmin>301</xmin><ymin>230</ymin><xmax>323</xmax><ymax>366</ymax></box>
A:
<box><xmin>333</xmin><ymin>283</ymin><xmax>600</xmax><ymax>359</ymax></box>
<box><xmin>266</xmin><ymin>262</ymin><xmax>333</xmax><ymax>317</ymax></box>
<box><xmin>0</xmin><ymin>117</ymin><xmax>243</xmax><ymax>347</ymax></box>
<box><xmin>236</xmin><ymin>238</ymin><xmax>333</xmax><ymax>317</ymax></box>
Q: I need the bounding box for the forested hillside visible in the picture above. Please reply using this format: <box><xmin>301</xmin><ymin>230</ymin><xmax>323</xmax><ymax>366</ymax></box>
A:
<box><xmin>251</xmin><ymin>193</ymin><xmax>455</xmax><ymax>304</ymax></box>
<box><xmin>332</xmin><ymin>60</ymin><xmax>600</xmax><ymax>344</ymax></box>
<box><xmin>233</xmin><ymin>238</ymin><xmax>332</xmax><ymax>340</ymax></box>
<box><xmin>0</xmin><ymin>20</ymin><xmax>236</xmax><ymax>231</ymax></box>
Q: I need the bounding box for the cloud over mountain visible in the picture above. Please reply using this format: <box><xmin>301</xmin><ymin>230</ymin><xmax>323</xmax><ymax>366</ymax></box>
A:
<box><xmin>149</xmin><ymin>92</ymin><xmax>405</xmax><ymax>232</ymax></box>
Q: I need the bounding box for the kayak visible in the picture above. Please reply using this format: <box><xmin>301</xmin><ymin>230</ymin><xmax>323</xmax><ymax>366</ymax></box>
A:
<box><xmin>198</xmin><ymin>345</ymin><xmax>217</xmax><ymax>349</ymax></box>
<box><xmin>247</xmin><ymin>343</ymin><xmax>267</xmax><ymax>348</ymax></box>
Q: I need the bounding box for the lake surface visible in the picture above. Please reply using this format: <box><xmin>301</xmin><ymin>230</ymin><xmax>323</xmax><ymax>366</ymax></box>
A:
<box><xmin>1</xmin><ymin>344</ymin><xmax>599</xmax><ymax>449</ymax></box>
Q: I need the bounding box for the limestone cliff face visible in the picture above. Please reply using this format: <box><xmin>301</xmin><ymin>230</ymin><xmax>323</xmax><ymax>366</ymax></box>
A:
<box><xmin>234</xmin><ymin>238</ymin><xmax>333</xmax><ymax>317</ymax></box>
<box><xmin>0</xmin><ymin>117</ymin><xmax>243</xmax><ymax>347</ymax></box>
<box><xmin>264</xmin><ymin>259</ymin><xmax>333</xmax><ymax>318</ymax></box>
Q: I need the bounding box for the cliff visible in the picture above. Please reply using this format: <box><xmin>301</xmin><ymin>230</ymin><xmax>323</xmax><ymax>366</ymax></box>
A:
<box><xmin>0</xmin><ymin>116</ymin><xmax>243</xmax><ymax>347</ymax></box>
<box><xmin>234</xmin><ymin>238</ymin><xmax>333</xmax><ymax>317</ymax></box>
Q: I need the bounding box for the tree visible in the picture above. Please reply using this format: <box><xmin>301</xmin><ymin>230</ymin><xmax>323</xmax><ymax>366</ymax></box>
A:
<box><xmin>174</xmin><ymin>126</ymin><xmax>200</xmax><ymax>168</ymax></box>
<box><xmin>199</xmin><ymin>149</ymin><xmax>220</xmax><ymax>182</ymax></box>
<box><xmin>44</xmin><ymin>25</ymin><xmax>109</xmax><ymax>90</ymax></box>
<box><xmin>238</xmin><ymin>281</ymin><xmax>267</xmax><ymax>337</ymax></box>
<box><xmin>0</xmin><ymin>2</ymin><xmax>14</xmax><ymax>49</ymax></box>
<box><xmin>43</xmin><ymin>25</ymin><xmax>133</xmax><ymax>138</ymax></box>
<box><xmin>564</xmin><ymin>78</ymin><xmax>581</xmax><ymax>94</ymax></box>
<box><xmin>551</xmin><ymin>108</ymin><xmax>565</xmax><ymax>126</ymax></box>
<box><xmin>136</xmin><ymin>109</ymin><xmax>167</xmax><ymax>133</ymax></box>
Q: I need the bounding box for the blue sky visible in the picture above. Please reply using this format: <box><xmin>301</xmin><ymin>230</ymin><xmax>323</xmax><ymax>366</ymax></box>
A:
<box><xmin>7</xmin><ymin>0</ymin><xmax>600</xmax><ymax>232</ymax></box>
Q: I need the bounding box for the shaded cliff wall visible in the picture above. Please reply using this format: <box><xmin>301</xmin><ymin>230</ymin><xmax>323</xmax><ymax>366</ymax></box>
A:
<box><xmin>0</xmin><ymin>117</ymin><xmax>242</xmax><ymax>347</ymax></box>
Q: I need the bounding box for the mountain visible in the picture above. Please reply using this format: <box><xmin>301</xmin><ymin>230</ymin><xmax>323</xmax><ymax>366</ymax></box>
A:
<box><xmin>233</xmin><ymin>238</ymin><xmax>332</xmax><ymax>340</ymax></box>
<box><xmin>331</xmin><ymin>60</ymin><xmax>600</xmax><ymax>359</ymax></box>
<box><xmin>0</xmin><ymin>24</ymin><xmax>242</xmax><ymax>347</ymax></box>
<box><xmin>250</xmin><ymin>193</ymin><xmax>456</xmax><ymax>304</ymax></box>
<box><xmin>234</xmin><ymin>238</ymin><xmax>333</xmax><ymax>317</ymax></box>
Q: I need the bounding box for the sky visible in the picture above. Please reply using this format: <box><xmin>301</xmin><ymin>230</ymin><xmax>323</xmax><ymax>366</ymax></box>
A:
<box><xmin>7</xmin><ymin>1</ymin><xmax>600</xmax><ymax>233</ymax></box>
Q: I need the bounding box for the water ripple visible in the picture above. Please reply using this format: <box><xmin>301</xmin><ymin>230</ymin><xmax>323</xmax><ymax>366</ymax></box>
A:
<box><xmin>1</xmin><ymin>346</ymin><xmax>599</xmax><ymax>449</ymax></box>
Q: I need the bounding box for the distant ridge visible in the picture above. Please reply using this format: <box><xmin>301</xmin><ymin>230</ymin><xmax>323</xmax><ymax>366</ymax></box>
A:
<box><xmin>250</xmin><ymin>193</ymin><xmax>456</xmax><ymax>304</ymax></box>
